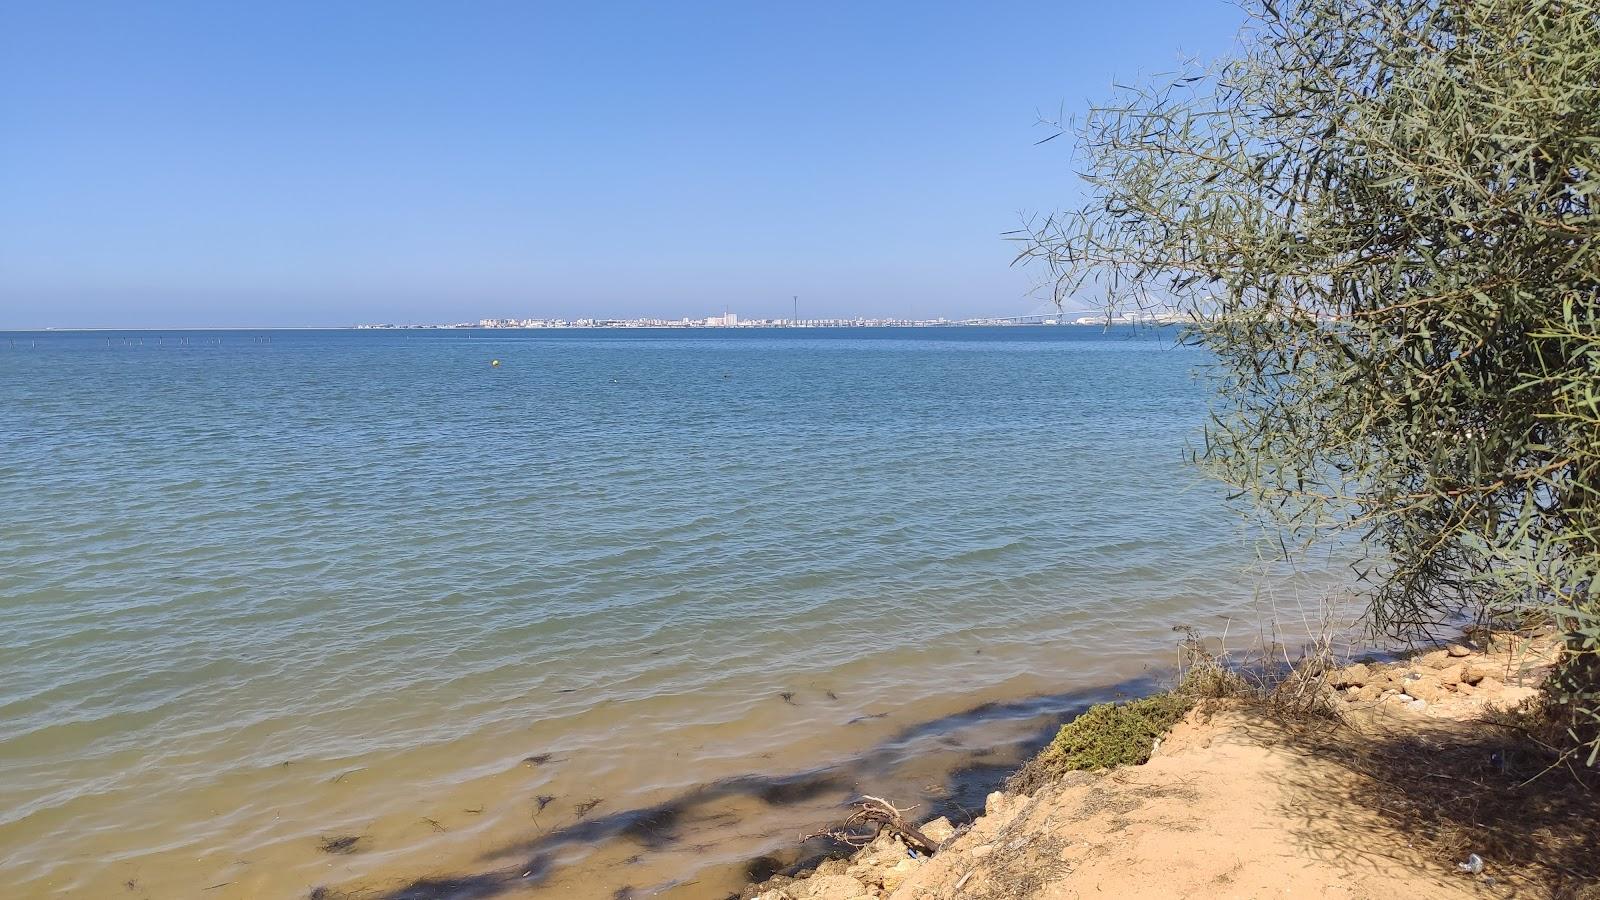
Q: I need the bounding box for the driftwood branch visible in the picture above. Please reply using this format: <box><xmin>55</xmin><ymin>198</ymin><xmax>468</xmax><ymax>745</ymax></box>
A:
<box><xmin>802</xmin><ymin>795</ymin><xmax>941</xmax><ymax>856</ymax></box>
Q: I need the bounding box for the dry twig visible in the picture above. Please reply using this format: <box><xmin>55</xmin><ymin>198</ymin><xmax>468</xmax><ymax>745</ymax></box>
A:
<box><xmin>802</xmin><ymin>795</ymin><xmax>940</xmax><ymax>856</ymax></box>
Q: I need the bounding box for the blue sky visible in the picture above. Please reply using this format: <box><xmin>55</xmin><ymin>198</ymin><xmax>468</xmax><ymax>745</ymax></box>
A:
<box><xmin>0</xmin><ymin>1</ymin><xmax>1243</xmax><ymax>328</ymax></box>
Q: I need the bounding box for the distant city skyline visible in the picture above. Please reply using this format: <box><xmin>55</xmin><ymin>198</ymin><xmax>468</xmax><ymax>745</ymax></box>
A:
<box><xmin>368</xmin><ymin>302</ymin><xmax>1092</xmax><ymax>329</ymax></box>
<box><xmin>0</xmin><ymin>2</ymin><xmax>1245</xmax><ymax>329</ymax></box>
<box><xmin>360</xmin><ymin>308</ymin><xmax>1120</xmax><ymax>329</ymax></box>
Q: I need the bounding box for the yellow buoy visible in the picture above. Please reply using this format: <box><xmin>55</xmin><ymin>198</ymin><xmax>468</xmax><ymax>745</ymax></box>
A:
<box><xmin>491</xmin><ymin>359</ymin><xmax>501</xmax><ymax>367</ymax></box>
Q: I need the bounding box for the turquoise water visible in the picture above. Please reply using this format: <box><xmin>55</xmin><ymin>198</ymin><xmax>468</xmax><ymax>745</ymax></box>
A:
<box><xmin>0</xmin><ymin>327</ymin><xmax>1285</xmax><ymax>898</ymax></box>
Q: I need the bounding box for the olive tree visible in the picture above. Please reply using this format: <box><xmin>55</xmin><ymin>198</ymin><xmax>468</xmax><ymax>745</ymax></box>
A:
<box><xmin>1016</xmin><ymin>0</ymin><xmax>1599</xmax><ymax>762</ymax></box>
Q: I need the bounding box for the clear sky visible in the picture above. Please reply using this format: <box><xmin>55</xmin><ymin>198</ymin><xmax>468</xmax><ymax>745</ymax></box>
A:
<box><xmin>0</xmin><ymin>1</ymin><xmax>1243</xmax><ymax>328</ymax></box>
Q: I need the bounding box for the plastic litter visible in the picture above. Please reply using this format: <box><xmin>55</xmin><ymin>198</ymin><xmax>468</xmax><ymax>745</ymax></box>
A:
<box><xmin>1457</xmin><ymin>854</ymin><xmax>1485</xmax><ymax>875</ymax></box>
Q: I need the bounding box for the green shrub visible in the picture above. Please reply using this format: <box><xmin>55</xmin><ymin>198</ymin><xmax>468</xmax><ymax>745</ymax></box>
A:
<box><xmin>1008</xmin><ymin>693</ymin><xmax>1193</xmax><ymax>793</ymax></box>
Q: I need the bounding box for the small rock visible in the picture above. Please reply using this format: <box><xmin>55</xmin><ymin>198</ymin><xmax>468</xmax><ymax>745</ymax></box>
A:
<box><xmin>865</xmin><ymin>839</ymin><xmax>904</xmax><ymax>867</ymax></box>
<box><xmin>984</xmin><ymin>791</ymin><xmax>1009</xmax><ymax>817</ymax></box>
<box><xmin>867</xmin><ymin>832</ymin><xmax>901</xmax><ymax>855</ymax></box>
<box><xmin>1331</xmin><ymin>663</ymin><xmax>1372</xmax><ymax>688</ymax></box>
<box><xmin>1447</xmin><ymin>644</ymin><xmax>1473</xmax><ymax>658</ymax></box>
<box><xmin>1464</xmin><ymin>662</ymin><xmax>1504</xmax><ymax>685</ymax></box>
<box><xmin>1418</xmin><ymin>649</ymin><xmax>1454</xmax><ymax>669</ymax></box>
<box><xmin>814</xmin><ymin>859</ymin><xmax>850</xmax><ymax>878</ymax></box>
<box><xmin>844</xmin><ymin>864</ymin><xmax>877</xmax><ymax>886</ymax></box>
<box><xmin>880</xmin><ymin>858</ymin><xmax>921</xmax><ymax>894</ymax></box>
<box><xmin>1403</xmin><ymin>675</ymin><xmax>1448</xmax><ymax>703</ymax></box>
<box><xmin>919</xmin><ymin>816</ymin><xmax>955</xmax><ymax>844</ymax></box>
<box><xmin>1353</xmin><ymin>682</ymin><xmax>1386</xmax><ymax>702</ymax></box>
<box><xmin>1436</xmin><ymin>664</ymin><xmax>1464</xmax><ymax>686</ymax></box>
<box><xmin>802</xmin><ymin>874</ymin><xmax>867</xmax><ymax>900</ymax></box>
<box><xmin>969</xmin><ymin>844</ymin><xmax>995</xmax><ymax>860</ymax></box>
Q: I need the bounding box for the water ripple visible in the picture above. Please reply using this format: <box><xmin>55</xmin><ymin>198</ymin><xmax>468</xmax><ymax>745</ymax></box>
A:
<box><xmin>0</xmin><ymin>327</ymin><xmax>1325</xmax><ymax>898</ymax></box>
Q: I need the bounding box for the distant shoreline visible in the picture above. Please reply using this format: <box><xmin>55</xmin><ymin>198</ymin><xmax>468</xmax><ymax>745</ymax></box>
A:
<box><xmin>1</xmin><ymin>321</ymin><xmax>1182</xmax><ymax>333</ymax></box>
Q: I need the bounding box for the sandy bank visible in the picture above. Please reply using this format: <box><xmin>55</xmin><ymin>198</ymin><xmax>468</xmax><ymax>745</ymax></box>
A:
<box><xmin>742</xmin><ymin>634</ymin><xmax>1599</xmax><ymax>899</ymax></box>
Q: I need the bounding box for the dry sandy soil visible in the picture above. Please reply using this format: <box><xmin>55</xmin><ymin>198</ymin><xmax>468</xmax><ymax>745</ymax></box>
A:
<box><xmin>743</xmin><ymin>635</ymin><xmax>1599</xmax><ymax>900</ymax></box>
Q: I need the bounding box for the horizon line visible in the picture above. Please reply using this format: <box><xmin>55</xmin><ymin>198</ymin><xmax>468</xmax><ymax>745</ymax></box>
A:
<box><xmin>1</xmin><ymin>321</ymin><xmax>1122</xmax><ymax>333</ymax></box>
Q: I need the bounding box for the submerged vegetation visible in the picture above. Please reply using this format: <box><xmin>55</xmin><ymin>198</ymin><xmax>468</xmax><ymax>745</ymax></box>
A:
<box><xmin>1016</xmin><ymin>0</ymin><xmax>1600</xmax><ymax>766</ymax></box>
<box><xmin>317</xmin><ymin>834</ymin><xmax>363</xmax><ymax>855</ymax></box>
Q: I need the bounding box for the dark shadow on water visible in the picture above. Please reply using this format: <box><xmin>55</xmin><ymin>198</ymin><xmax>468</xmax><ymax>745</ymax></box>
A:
<box><xmin>313</xmin><ymin>868</ymin><xmax>541</xmax><ymax>900</ymax></box>
<box><xmin>359</xmin><ymin>673</ymin><xmax>1161</xmax><ymax>900</ymax></box>
<box><xmin>381</xmin><ymin>874</ymin><xmax>526</xmax><ymax>900</ymax></box>
<box><xmin>483</xmin><ymin>768</ymin><xmax>854</xmax><ymax>863</ymax></box>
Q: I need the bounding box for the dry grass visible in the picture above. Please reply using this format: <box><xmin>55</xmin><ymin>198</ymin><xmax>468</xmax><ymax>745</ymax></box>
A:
<box><xmin>1178</xmin><ymin>621</ymin><xmax>1347</xmax><ymax>722</ymax></box>
<box><xmin>1006</xmin><ymin>625</ymin><xmax>1344</xmax><ymax>796</ymax></box>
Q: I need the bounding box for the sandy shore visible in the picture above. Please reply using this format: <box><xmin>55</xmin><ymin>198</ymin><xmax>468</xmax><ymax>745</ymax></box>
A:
<box><xmin>741</xmin><ymin>633</ymin><xmax>1600</xmax><ymax>900</ymax></box>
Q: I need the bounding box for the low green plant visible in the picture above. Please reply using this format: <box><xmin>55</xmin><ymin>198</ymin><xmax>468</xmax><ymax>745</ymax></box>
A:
<box><xmin>1007</xmin><ymin>693</ymin><xmax>1194</xmax><ymax>793</ymax></box>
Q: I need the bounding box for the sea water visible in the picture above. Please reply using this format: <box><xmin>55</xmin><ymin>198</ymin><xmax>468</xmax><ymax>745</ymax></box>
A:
<box><xmin>0</xmin><ymin>327</ymin><xmax>1329</xmax><ymax>898</ymax></box>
